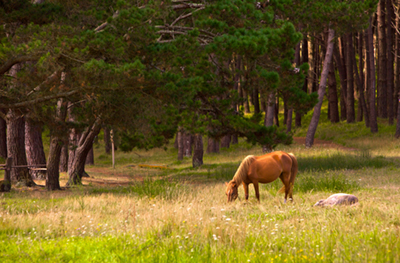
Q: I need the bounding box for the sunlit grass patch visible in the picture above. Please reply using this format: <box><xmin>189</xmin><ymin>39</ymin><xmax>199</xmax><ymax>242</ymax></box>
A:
<box><xmin>261</xmin><ymin>173</ymin><xmax>360</xmax><ymax>194</ymax></box>
<box><xmin>297</xmin><ymin>150</ymin><xmax>392</xmax><ymax>172</ymax></box>
<box><xmin>89</xmin><ymin>178</ymin><xmax>185</xmax><ymax>200</ymax></box>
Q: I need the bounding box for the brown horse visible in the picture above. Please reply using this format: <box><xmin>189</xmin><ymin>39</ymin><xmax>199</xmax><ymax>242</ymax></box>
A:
<box><xmin>225</xmin><ymin>151</ymin><xmax>298</xmax><ymax>203</ymax></box>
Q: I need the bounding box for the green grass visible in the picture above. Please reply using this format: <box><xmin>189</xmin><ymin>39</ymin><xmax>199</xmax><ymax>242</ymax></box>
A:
<box><xmin>2</xmin><ymin>100</ymin><xmax>400</xmax><ymax>262</ymax></box>
<box><xmin>89</xmin><ymin>178</ymin><xmax>185</xmax><ymax>200</ymax></box>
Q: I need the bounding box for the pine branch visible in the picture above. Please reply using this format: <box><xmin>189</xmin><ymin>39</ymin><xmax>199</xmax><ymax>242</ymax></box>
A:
<box><xmin>0</xmin><ymin>90</ymin><xmax>79</xmax><ymax>109</ymax></box>
<box><xmin>172</xmin><ymin>3</ymin><xmax>204</xmax><ymax>10</ymax></box>
<box><xmin>27</xmin><ymin>70</ymin><xmax>62</xmax><ymax>96</ymax></box>
<box><xmin>171</xmin><ymin>6</ymin><xmax>205</xmax><ymax>26</ymax></box>
<box><xmin>94</xmin><ymin>11</ymin><xmax>120</xmax><ymax>33</ymax></box>
<box><xmin>0</xmin><ymin>55</ymin><xmax>39</xmax><ymax>76</ymax></box>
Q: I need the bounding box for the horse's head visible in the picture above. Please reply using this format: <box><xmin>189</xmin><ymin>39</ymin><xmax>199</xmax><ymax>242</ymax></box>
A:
<box><xmin>225</xmin><ymin>180</ymin><xmax>238</xmax><ymax>202</ymax></box>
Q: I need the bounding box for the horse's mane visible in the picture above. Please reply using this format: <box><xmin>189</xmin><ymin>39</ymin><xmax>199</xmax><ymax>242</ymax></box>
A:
<box><xmin>232</xmin><ymin>155</ymin><xmax>256</xmax><ymax>185</ymax></box>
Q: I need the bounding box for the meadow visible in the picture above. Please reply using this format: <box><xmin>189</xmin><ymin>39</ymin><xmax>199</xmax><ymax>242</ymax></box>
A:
<box><xmin>1</xmin><ymin>116</ymin><xmax>400</xmax><ymax>262</ymax></box>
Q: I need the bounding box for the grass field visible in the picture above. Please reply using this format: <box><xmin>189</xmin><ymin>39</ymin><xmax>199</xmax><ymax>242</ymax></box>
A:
<box><xmin>1</xmin><ymin>111</ymin><xmax>400</xmax><ymax>262</ymax></box>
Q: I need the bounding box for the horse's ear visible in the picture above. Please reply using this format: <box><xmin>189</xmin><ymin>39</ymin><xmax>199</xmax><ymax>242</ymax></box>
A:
<box><xmin>225</xmin><ymin>182</ymin><xmax>229</xmax><ymax>186</ymax></box>
<box><xmin>231</xmin><ymin>181</ymin><xmax>236</xmax><ymax>187</ymax></box>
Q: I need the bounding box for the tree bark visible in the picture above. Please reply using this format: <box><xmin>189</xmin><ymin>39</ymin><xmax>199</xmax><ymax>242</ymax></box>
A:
<box><xmin>59</xmin><ymin>140</ymin><xmax>68</xmax><ymax>173</ymax></box>
<box><xmin>295</xmin><ymin>37</ymin><xmax>309</xmax><ymax>128</ymax></box>
<box><xmin>231</xmin><ymin>134</ymin><xmax>238</xmax><ymax>145</ymax></box>
<box><xmin>85</xmin><ymin>146</ymin><xmax>94</xmax><ymax>165</ymax></box>
<box><xmin>263</xmin><ymin>92</ymin><xmax>275</xmax><ymax>152</ymax></box>
<box><xmin>206</xmin><ymin>137</ymin><xmax>219</xmax><ymax>153</ymax></box>
<box><xmin>254</xmin><ymin>88</ymin><xmax>261</xmax><ymax>114</ymax></box>
<box><xmin>378</xmin><ymin>0</ymin><xmax>387</xmax><ymax>118</ymax></box>
<box><xmin>354</xmin><ymin>32</ymin><xmax>370</xmax><ymax>127</ymax></box>
<box><xmin>177</xmin><ymin>130</ymin><xmax>184</xmax><ymax>160</ymax></box>
<box><xmin>305</xmin><ymin>28</ymin><xmax>335</xmax><ymax>148</ymax></box>
<box><xmin>386</xmin><ymin>0</ymin><xmax>394</xmax><ymax>124</ymax></box>
<box><xmin>220</xmin><ymin>135</ymin><xmax>231</xmax><ymax>148</ymax></box>
<box><xmin>264</xmin><ymin>92</ymin><xmax>275</xmax><ymax>127</ymax></box>
<box><xmin>183</xmin><ymin>132</ymin><xmax>193</xmax><ymax>157</ymax></box>
<box><xmin>366</xmin><ymin>20</ymin><xmax>379</xmax><ymax>133</ymax></box>
<box><xmin>67</xmin><ymin>117</ymin><xmax>102</xmax><ymax>185</ymax></box>
<box><xmin>243</xmin><ymin>88</ymin><xmax>250</xmax><ymax>114</ymax></box>
<box><xmin>286</xmin><ymin>109</ymin><xmax>293</xmax><ymax>133</ymax></box>
<box><xmin>192</xmin><ymin>134</ymin><xmax>203</xmax><ymax>168</ymax></box>
<box><xmin>7</xmin><ymin>111</ymin><xmax>35</xmax><ymax>186</ymax></box>
<box><xmin>328</xmin><ymin>61</ymin><xmax>339</xmax><ymax>123</ymax></box>
<box><xmin>46</xmin><ymin>136</ymin><xmax>63</xmax><ymax>190</ymax></box>
<box><xmin>104</xmin><ymin>127</ymin><xmax>112</xmax><ymax>154</ymax></box>
<box><xmin>0</xmin><ymin>112</ymin><xmax>6</xmax><ymax>159</ymax></box>
<box><xmin>46</xmin><ymin>98</ymin><xmax>68</xmax><ymax>190</ymax></box>
<box><xmin>274</xmin><ymin>96</ymin><xmax>279</xmax><ymax>127</ymax></box>
<box><xmin>333</xmin><ymin>42</ymin><xmax>347</xmax><ymax>121</ymax></box>
<box><xmin>310</xmin><ymin>37</ymin><xmax>319</xmax><ymax>93</ymax></box>
<box><xmin>345</xmin><ymin>33</ymin><xmax>355</xmax><ymax>123</ymax></box>
<box><xmin>25</xmin><ymin>118</ymin><xmax>46</xmax><ymax>179</ymax></box>
<box><xmin>395</xmin><ymin>0</ymin><xmax>400</xmax><ymax>118</ymax></box>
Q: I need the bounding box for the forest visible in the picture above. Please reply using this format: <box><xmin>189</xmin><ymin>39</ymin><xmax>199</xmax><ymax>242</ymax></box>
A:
<box><xmin>1</xmin><ymin>0</ymin><xmax>395</xmax><ymax>191</ymax></box>
<box><xmin>1</xmin><ymin>0</ymin><xmax>400</xmax><ymax>262</ymax></box>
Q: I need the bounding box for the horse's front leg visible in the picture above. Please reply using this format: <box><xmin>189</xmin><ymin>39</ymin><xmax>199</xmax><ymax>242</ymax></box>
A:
<box><xmin>243</xmin><ymin>183</ymin><xmax>249</xmax><ymax>200</ymax></box>
<box><xmin>253</xmin><ymin>182</ymin><xmax>260</xmax><ymax>201</ymax></box>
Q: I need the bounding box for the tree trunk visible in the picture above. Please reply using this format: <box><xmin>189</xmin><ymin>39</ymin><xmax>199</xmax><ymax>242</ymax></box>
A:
<box><xmin>366</xmin><ymin>20</ymin><xmax>379</xmax><ymax>133</ymax></box>
<box><xmin>386</xmin><ymin>0</ymin><xmax>394</xmax><ymax>124</ymax></box>
<box><xmin>6</xmin><ymin>111</ymin><xmax>35</xmax><ymax>186</ymax></box>
<box><xmin>67</xmin><ymin>105</ymin><xmax>78</xmax><ymax>173</ymax></box>
<box><xmin>274</xmin><ymin>96</ymin><xmax>279</xmax><ymax>126</ymax></box>
<box><xmin>59</xmin><ymin>139</ymin><xmax>68</xmax><ymax>173</ymax></box>
<box><xmin>328</xmin><ymin>61</ymin><xmax>340</xmax><ymax>123</ymax></box>
<box><xmin>310</xmin><ymin>37</ymin><xmax>319</xmax><ymax>93</ymax></box>
<box><xmin>206</xmin><ymin>137</ymin><xmax>219</xmax><ymax>153</ymax></box>
<box><xmin>288</xmin><ymin>42</ymin><xmax>300</xmax><ymax>133</ymax></box>
<box><xmin>85</xmin><ymin>146</ymin><xmax>94</xmax><ymax>165</ymax></box>
<box><xmin>221</xmin><ymin>135</ymin><xmax>231</xmax><ymax>148</ymax></box>
<box><xmin>305</xmin><ymin>28</ymin><xmax>335</xmax><ymax>148</ymax></box>
<box><xmin>253</xmin><ymin>88</ymin><xmax>260</xmax><ymax>114</ymax></box>
<box><xmin>0</xmin><ymin>112</ymin><xmax>7</xmax><ymax>159</ymax></box>
<box><xmin>104</xmin><ymin>127</ymin><xmax>112</xmax><ymax>154</ymax></box>
<box><xmin>378</xmin><ymin>0</ymin><xmax>387</xmax><ymax>118</ymax></box>
<box><xmin>395</xmin><ymin>0</ymin><xmax>400</xmax><ymax>118</ymax></box>
<box><xmin>177</xmin><ymin>130</ymin><xmax>184</xmax><ymax>160</ymax></box>
<box><xmin>345</xmin><ymin>33</ymin><xmax>355</xmax><ymax>123</ymax></box>
<box><xmin>333</xmin><ymin>42</ymin><xmax>347</xmax><ymax>121</ymax></box>
<box><xmin>192</xmin><ymin>134</ymin><xmax>203</xmax><ymax>168</ymax></box>
<box><xmin>183</xmin><ymin>132</ymin><xmax>193</xmax><ymax>157</ymax></box>
<box><xmin>25</xmin><ymin>118</ymin><xmax>46</xmax><ymax>180</ymax></box>
<box><xmin>46</xmin><ymin>98</ymin><xmax>68</xmax><ymax>190</ymax></box>
<box><xmin>286</xmin><ymin>109</ymin><xmax>293</xmax><ymax>133</ymax></box>
<box><xmin>296</xmin><ymin>37</ymin><xmax>309</xmax><ymax>127</ymax></box>
<box><xmin>263</xmin><ymin>92</ymin><xmax>275</xmax><ymax>152</ymax></box>
<box><xmin>243</xmin><ymin>88</ymin><xmax>250</xmax><ymax>114</ymax></box>
<box><xmin>46</xmin><ymin>136</ymin><xmax>63</xmax><ymax>190</ymax></box>
<box><xmin>67</xmin><ymin>117</ymin><xmax>102</xmax><ymax>185</ymax></box>
<box><xmin>231</xmin><ymin>134</ymin><xmax>238</xmax><ymax>145</ymax></box>
<box><xmin>264</xmin><ymin>92</ymin><xmax>275</xmax><ymax>127</ymax></box>
<box><xmin>354</xmin><ymin>32</ymin><xmax>370</xmax><ymax>127</ymax></box>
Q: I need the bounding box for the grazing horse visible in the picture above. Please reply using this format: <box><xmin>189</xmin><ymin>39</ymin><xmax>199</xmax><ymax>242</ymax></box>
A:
<box><xmin>225</xmin><ymin>151</ymin><xmax>298</xmax><ymax>203</ymax></box>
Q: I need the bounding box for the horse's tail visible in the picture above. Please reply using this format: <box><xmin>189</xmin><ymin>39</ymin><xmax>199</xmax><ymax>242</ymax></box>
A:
<box><xmin>277</xmin><ymin>153</ymin><xmax>298</xmax><ymax>195</ymax></box>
